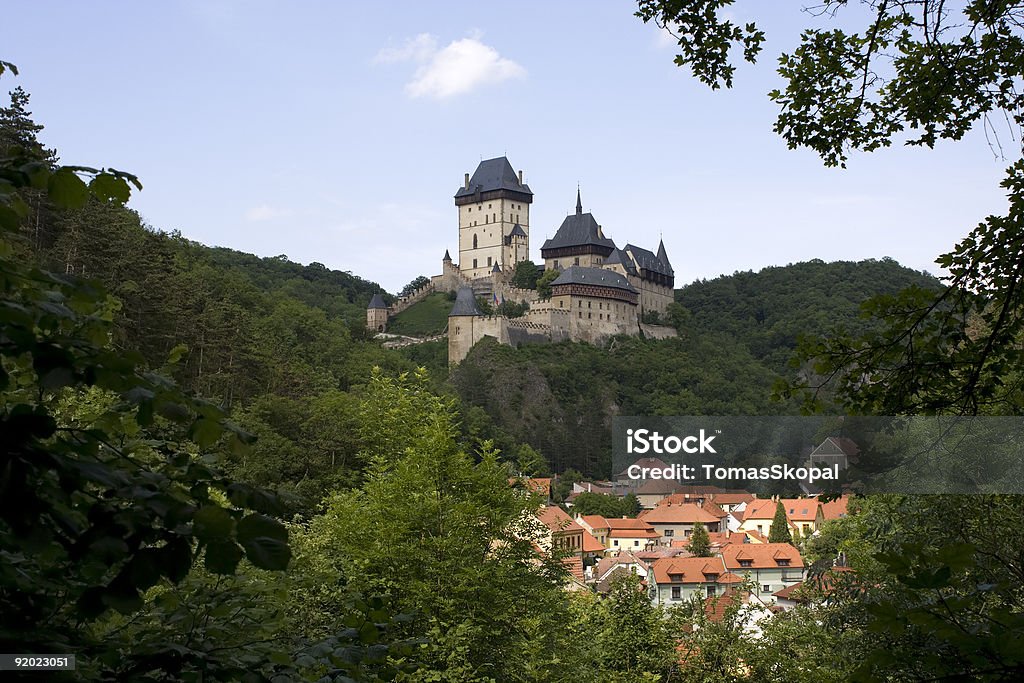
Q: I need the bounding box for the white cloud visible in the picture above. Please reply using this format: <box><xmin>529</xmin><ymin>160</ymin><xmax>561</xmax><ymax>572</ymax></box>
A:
<box><xmin>374</xmin><ymin>33</ymin><xmax>526</xmax><ymax>99</ymax></box>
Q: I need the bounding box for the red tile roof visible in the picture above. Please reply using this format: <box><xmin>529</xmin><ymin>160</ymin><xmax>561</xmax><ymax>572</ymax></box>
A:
<box><xmin>708</xmin><ymin>492</ymin><xmax>756</xmax><ymax>506</ymax></box>
<box><xmin>651</xmin><ymin>556</ymin><xmax>729</xmax><ymax>584</ymax></box>
<box><xmin>820</xmin><ymin>495</ymin><xmax>851</xmax><ymax>520</ymax></box>
<box><xmin>536</xmin><ymin>505</ymin><xmax>583</xmax><ymax>534</ymax></box>
<box><xmin>639</xmin><ymin>502</ymin><xmax>722</xmax><ymax>525</ymax></box>
<box><xmin>582</xmin><ymin>530</ymin><xmax>606</xmax><ymax>553</ymax></box>
<box><xmin>721</xmin><ymin>542</ymin><xmax>804</xmax><ymax>570</ymax></box>
<box><xmin>743</xmin><ymin>498</ymin><xmax>820</xmax><ymax>523</ymax></box>
<box><xmin>578</xmin><ymin>514</ymin><xmax>610</xmax><ymax>531</ymax></box>
<box><xmin>562</xmin><ymin>554</ymin><xmax>585</xmax><ymax>582</ymax></box>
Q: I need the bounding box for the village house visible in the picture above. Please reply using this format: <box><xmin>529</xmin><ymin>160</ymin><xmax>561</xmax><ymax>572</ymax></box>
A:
<box><xmin>639</xmin><ymin>501</ymin><xmax>727</xmax><ymax>543</ymax></box>
<box><xmin>739</xmin><ymin>498</ymin><xmax>824</xmax><ymax>538</ymax></box>
<box><xmin>535</xmin><ymin>505</ymin><xmax>585</xmax><ymax>583</ymax></box>
<box><xmin>720</xmin><ymin>543</ymin><xmax>805</xmax><ymax>603</ymax></box>
<box><xmin>606</xmin><ymin>517</ymin><xmax>660</xmax><ymax>552</ymax></box>
<box><xmin>649</xmin><ymin>556</ymin><xmax>743</xmax><ymax>605</ymax></box>
<box><xmin>589</xmin><ymin>551</ymin><xmax>650</xmax><ymax>593</ymax></box>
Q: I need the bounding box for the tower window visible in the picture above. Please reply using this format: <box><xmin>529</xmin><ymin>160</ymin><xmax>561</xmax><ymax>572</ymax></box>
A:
<box><xmin>473</xmin><ymin>259</ymin><xmax>478</xmax><ymax>268</ymax></box>
<box><xmin>488</xmin><ymin>204</ymin><xmax>492</xmax><ymax>209</ymax></box>
<box><xmin>493</xmin><ymin>213</ymin><xmax>496</xmax><ymax>222</ymax></box>
<box><xmin>473</xmin><ymin>234</ymin><xmax>478</xmax><ymax>249</ymax></box>
<box><xmin>487</xmin><ymin>257</ymin><xmax>492</xmax><ymax>266</ymax></box>
<box><xmin>468</xmin><ymin>207</ymin><xmax>472</xmax><ymax>212</ymax></box>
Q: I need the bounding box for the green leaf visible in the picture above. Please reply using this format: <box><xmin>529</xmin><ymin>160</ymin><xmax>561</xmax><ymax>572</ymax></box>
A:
<box><xmin>204</xmin><ymin>538</ymin><xmax>244</xmax><ymax>575</ymax></box>
<box><xmin>89</xmin><ymin>172</ymin><xmax>131</xmax><ymax>203</ymax></box>
<box><xmin>237</xmin><ymin>514</ymin><xmax>290</xmax><ymax>571</ymax></box>
<box><xmin>189</xmin><ymin>416</ymin><xmax>223</xmax><ymax>447</ymax></box>
<box><xmin>48</xmin><ymin>168</ymin><xmax>90</xmax><ymax>209</ymax></box>
<box><xmin>192</xmin><ymin>505</ymin><xmax>235</xmax><ymax>542</ymax></box>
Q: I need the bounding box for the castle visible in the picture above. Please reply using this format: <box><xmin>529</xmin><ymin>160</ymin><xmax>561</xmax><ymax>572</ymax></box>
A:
<box><xmin>367</xmin><ymin>156</ymin><xmax>677</xmax><ymax>364</ymax></box>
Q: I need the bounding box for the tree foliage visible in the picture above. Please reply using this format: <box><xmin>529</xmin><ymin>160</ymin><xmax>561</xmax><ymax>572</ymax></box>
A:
<box><xmin>688</xmin><ymin>521</ymin><xmax>712</xmax><ymax>557</ymax></box>
<box><xmin>768</xmin><ymin>501</ymin><xmax>793</xmax><ymax>545</ymax></box>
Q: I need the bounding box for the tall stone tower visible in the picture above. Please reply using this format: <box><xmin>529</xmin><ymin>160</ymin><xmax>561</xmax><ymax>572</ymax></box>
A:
<box><xmin>366</xmin><ymin>293</ymin><xmax>388</xmax><ymax>332</ymax></box>
<box><xmin>454</xmin><ymin>157</ymin><xmax>533</xmax><ymax>279</ymax></box>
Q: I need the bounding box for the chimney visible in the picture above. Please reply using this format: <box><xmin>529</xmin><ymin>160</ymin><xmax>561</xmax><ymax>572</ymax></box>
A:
<box><xmin>518</xmin><ymin>170</ymin><xmax>523</xmax><ymax>184</ymax></box>
<box><xmin>464</xmin><ymin>173</ymin><xmax>470</xmax><ymax>189</ymax></box>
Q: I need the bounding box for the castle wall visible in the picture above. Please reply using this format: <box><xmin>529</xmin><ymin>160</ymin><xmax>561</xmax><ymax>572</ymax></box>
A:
<box><xmin>640</xmin><ymin>323</ymin><xmax>678</xmax><ymax>340</ymax></box>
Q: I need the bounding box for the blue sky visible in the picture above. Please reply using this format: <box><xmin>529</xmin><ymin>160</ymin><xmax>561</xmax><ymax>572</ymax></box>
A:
<box><xmin>4</xmin><ymin>1</ymin><xmax>1011</xmax><ymax>293</ymax></box>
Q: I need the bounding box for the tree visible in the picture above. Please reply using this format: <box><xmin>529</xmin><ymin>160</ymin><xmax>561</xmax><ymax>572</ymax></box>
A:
<box><xmin>536</xmin><ymin>267</ymin><xmax>560</xmax><ymax>299</ymax></box>
<box><xmin>399</xmin><ymin>274</ymin><xmax>429</xmax><ymax>297</ymax></box>
<box><xmin>0</xmin><ymin>65</ymin><xmax>293</xmax><ymax>670</ymax></box>
<box><xmin>310</xmin><ymin>369</ymin><xmax>579</xmax><ymax>679</ymax></box>
<box><xmin>769</xmin><ymin>500</ymin><xmax>793</xmax><ymax>545</ymax></box>
<box><xmin>511</xmin><ymin>259</ymin><xmax>541</xmax><ymax>289</ymax></box>
<box><xmin>516</xmin><ymin>442</ymin><xmax>551</xmax><ymax>477</ymax></box>
<box><xmin>635</xmin><ymin>0</ymin><xmax>1024</xmax><ymax>415</ymax></box>
<box><xmin>0</xmin><ymin>85</ymin><xmax>54</xmax><ymax>160</ymax></box>
<box><xmin>689</xmin><ymin>521</ymin><xmax>712</xmax><ymax>557</ymax></box>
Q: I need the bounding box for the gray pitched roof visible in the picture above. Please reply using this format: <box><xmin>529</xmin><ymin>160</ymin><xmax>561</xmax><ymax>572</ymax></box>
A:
<box><xmin>656</xmin><ymin>239</ymin><xmax>674</xmax><ymax>276</ymax></box>
<box><xmin>624</xmin><ymin>243</ymin><xmax>673</xmax><ymax>277</ymax></box>
<box><xmin>509</xmin><ymin>224</ymin><xmax>527</xmax><ymax>238</ymax></box>
<box><xmin>455</xmin><ymin>157</ymin><xmax>532</xmax><ymax>198</ymax></box>
<box><xmin>551</xmin><ymin>266</ymin><xmax>638</xmax><ymax>293</ymax></box>
<box><xmin>491</xmin><ymin>262</ymin><xmax>501</xmax><ymax>273</ymax></box>
<box><xmin>605</xmin><ymin>247</ymin><xmax>637</xmax><ymax>275</ymax></box>
<box><xmin>367</xmin><ymin>293</ymin><xmax>387</xmax><ymax>309</ymax></box>
<box><xmin>443</xmin><ymin>249</ymin><xmax>452</xmax><ymax>261</ymax></box>
<box><xmin>449</xmin><ymin>287</ymin><xmax>482</xmax><ymax>316</ymax></box>
<box><xmin>541</xmin><ymin>213</ymin><xmax>616</xmax><ymax>252</ymax></box>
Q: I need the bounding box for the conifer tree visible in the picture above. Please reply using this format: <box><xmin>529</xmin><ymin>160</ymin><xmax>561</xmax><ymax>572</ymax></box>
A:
<box><xmin>768</xmin><ymin>500</ymin><xmax>793</xmax><ymax>545</ymax></box>
<box><xmin>689</xmin><ymin>522</ymin><xmax>712</xmax><ymax>557</ymax></box>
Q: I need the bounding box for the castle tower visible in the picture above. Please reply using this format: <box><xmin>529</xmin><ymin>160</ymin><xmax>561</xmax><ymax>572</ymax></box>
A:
<box><xmin>540</xmin><ymin>189</ymin><xmax>616</xmax><ymax>271</ymax></box>
<box><xmin>454</xmin><ymin>157</ymin><xmax>533</xmax><ymax>280</ymax></box>
<box><xmin>367</xmin><ymin>292</ymin><xmax>388</xmax><ymax>332</ymax></box>
<box><xmin>448</xmin><ymin>286</ymin><xmax>482</xmax><ymax>365</ymax></box>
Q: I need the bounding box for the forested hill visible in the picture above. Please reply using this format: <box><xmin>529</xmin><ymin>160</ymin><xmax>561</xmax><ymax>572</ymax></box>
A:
<box><xmin>451</xmin><ymin>259</ymin><xmax>943</xmax><ymax>477</ymax></box>
<box><xmin>676</xmin><ymin>258</ymin><xmax>941</xmax><ymax>372</ymax></box>
<box><xmin>20</xmin><ymin>198</ymin><xmax>399</xmax><ymax>403</ymax></box>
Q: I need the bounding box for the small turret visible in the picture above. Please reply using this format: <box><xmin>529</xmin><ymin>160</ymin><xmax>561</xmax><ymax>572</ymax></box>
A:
<box><xmin>367</xmin><ymin>292</ymin><xmax>388</xmax><ymax>332</ymax></box>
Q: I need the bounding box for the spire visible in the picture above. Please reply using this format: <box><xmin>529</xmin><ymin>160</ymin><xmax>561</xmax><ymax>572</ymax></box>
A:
<box><xmin>443</xmin><ymin>249</ymin><xmax>452</xmax><ymax>262</ymax></box>
<box><xmin>576</xmin><ymin>186</ymin><xmax>582</xmax><ymax>215</ymax></box>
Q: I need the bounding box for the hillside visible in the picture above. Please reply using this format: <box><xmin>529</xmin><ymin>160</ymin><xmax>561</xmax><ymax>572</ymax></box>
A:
<box><xmin>450</xmin><ymin>259</ymin><xmax>943</xmax><ymax>477</ymax></box>
<box><xmin>676</xmin><ymin>258</ymin><xmax>941</xmax><ymax>373</ymax></box>
<box><xmin>387</xmin><ymin>291</ymin><xmax>453</xmax><ymax>336</ymax></box>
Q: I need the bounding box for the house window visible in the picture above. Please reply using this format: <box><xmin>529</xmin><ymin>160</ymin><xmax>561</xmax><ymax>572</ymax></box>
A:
<box><xmin>671</xmin><ymin>586</ymin><xmax>681</xmax><ymax>600</ymax></box>
<box><xmin>777</xmin><ymin>559</ymin><xmax>790</xmax><ymax>566</ymax></box>
<box><xmin>473</xmin><ymin>234</ymin><xmax>478</xmax><ymax>249</ymax></box>
<box><xmin>473</xmin><ymin>259</ymin><xmax>478</xmax><ymax>268</ymax></box>
<box><xmin>762</xmin><ymin>584</ymin><xmax>771</xmax><ymax>593</ymax></box>
<box><xmin>664</xmin><ymin>529</ymin><xmax>674</xmax><ymax>537</ymax></box>
<box><xmin>613</xmin><ymin>540</ymin><xmax>619</xmax><ymax>546</ymax></box>
<box><xmin>757</xmin><ymin>525</ymin><xmax>763</xmax><ymax>534</ymax></box>
<box><xmin>707</xmin><ymin>586</ymin><xmax>717</xmax><ymax>597</ymax></box>
<box><xmin>634</xmin><ymin>540</ymin><xmax>639</xmax><ymax>546</ymax></box>
<box><xmin>739</xmin><ymin>560</ymin><xmax>752</xmax><ymax>568</ymax></box>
